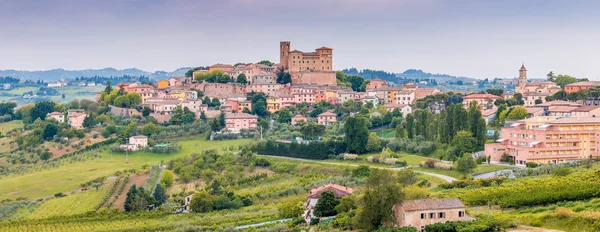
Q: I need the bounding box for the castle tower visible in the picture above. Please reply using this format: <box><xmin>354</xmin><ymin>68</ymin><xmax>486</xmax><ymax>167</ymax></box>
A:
<box><xmin>279</xmin><ymin>41</ymin><xmax>290</xmax><ymax>71</ymax></box>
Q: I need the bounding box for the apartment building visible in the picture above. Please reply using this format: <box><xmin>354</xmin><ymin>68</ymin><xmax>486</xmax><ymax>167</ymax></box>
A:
<box><xmin>485</xmin><ymin>116</ymin><xmax>600</xmax><ymax>165</ymax></box>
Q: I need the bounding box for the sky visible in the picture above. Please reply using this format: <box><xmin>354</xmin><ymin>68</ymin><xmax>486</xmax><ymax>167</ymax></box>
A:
<box><xmin>0</xmin><ymin>0</ymin><xmax>598</xmax><ymax>79</ymax></box>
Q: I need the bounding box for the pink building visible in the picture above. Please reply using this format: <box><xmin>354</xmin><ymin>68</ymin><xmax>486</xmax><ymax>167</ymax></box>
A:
<box><xmin>68</xmin><ymin>112</ymin><xmax>87</xmax><ymax>129</ymax></box>
<box><xmin>393</xmin><ymin>198</ymin><xmax>472</xmax><ymax>231</ymax></box>
<box><xmin>317</xmin><ymin>111</ymin><xmax>337</xmax><ymax>126</ymax></box>
<box><xmin>225</xmin><ymin>113</ymin><xmax>258</xmax><ymax>132</ymax></box>
<box><xmin>485</xmin><ymin>116</ymin><xmax>600</xmax><ymax>165</ymax></box>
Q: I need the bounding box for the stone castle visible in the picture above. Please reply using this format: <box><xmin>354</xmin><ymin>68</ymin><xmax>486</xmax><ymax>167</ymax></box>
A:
<box><xmin>279</xmin><ymin>41</ymin><xmax>336</xmax><ymax>86</ymax></box>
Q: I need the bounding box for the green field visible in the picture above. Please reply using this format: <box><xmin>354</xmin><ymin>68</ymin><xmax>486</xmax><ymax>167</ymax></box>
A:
<box><xmin>0</xmin><ymin>86</ymin><xmax>103</xmax><ymax>106</ymax></box>
<box><xmin>0</xmin><ymin>120</ymin><xmax>23</xmax><ymax>134</ymax></box>
<box><xmin>27</xmin><ymin>178</ymin><xmax>116</xmax><ymax>219</ymax></box>
<box><xmin>373</xmin><ymin>128</ymin><xmax>395</xmax><ymax>138</ymax></box>
<box><xmin>0</xmin><ymin>137</ymin><xmax>250</xmax><ymax>200</ymax></box>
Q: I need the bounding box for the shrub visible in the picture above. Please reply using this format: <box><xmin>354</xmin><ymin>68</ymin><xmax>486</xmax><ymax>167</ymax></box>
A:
<box><xmin>343</xmin><ymin>153</ymin><xmax>358</xmax><ymax>160</ymax></box>
<box><xmin>552</xmin><ymin>166</ymin><xmax>572</xmax><ymax>176</ymax></box>
<box><xmin>526</xmin><ymin>162</ymin><xmax>539</xmax><ymax>168</ymax></box>
<box><xmin>383</xmin><ymin>158</ymin><xmax>398</xmax><ymax>165</ymax></box>
<box><xmin>422</xmin><ymin>159</ymin><xmax>437</xmax><ymax>168</ymax></box>
<box><xmin>54</xmin><ymin>192</ymin><xmax>65</xmax><ymax>198</ymax></box>
<box><xmin>367</xmin><ymin>155</ymin><xmax>381</xmax><ymax>163</ymax></box>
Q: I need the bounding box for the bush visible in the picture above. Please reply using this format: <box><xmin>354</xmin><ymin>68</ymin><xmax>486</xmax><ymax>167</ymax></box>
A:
<box><xmin>254</xmin><ymin>158</ymin><xmax>271</xmax><ymax>167</ymax></box>
<box><xmin>526</xmin><ymin>162</ymin><xmax>539</xmax><ymax>168</ymax></box>
<box><xmin>343</xmin><ymin>153</ymin><xmax>358</xmax><ymax>160</ymax></box>
<box><xmin>250</xmin><ymin>140</ymin><xmax>345</xmax><ymax>160</ymax></box>
<box><xmin>552</xmin><ymin>166</ymin><xmax>572</xmax><ymax>177</ymax></box>
<box><xmin>54</xmin><ymin>192</ymin><xmax>65</xmax><ymax>198</ymax></box>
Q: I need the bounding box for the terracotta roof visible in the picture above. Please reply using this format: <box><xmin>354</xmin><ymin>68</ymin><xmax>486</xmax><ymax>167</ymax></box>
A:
<box><xmin>225</xmin><ymin>113</ymin><xmax>257</xmax><ymax>119</ymax></box>
<box><xmin>315</xmin><ymin>46</ymin><xmax>333</xmax><ymax>50</ymax></box>
<box><xmin>565</xmin><ymin>81</ymin><xmax>600</xmax><ymax>87</ymax></box>
<box><xmin>400</xmin><ymin>198</ymin><xmax>465</xmax><ymax>211</ymax></box>
<box><xmin>536</xmin><ymin>100</ymin><xmax>582</xmax><ymax>107</ymax></box>
<box><xmin>482</xmin><ymin>108</ymin><xmax>497</xmax><ymax>117</ymax></box>
<box><xmin>572</xmin><ymin>106</ymin><xmax>600</xmax><ymax>112</ymax></box>
<box><xmin>523</xmin><ymin>92</ymin><xmax>550</xmax><ymax>97</ymax></box>
<box><xmin>308</xmin><ymin>184</ymin><xmax>352</xmax><ymax>199</ymax></box>
<box><xmin>292</xmin><ymin>114</ymin><xmax>307</xmax><ymax>119</ymax></box>
<box><xmin>526</xmin><ymin>107</ymin><xmax>544</xmax><ymax>114</ymax></box>
<box><xmin>47</xmin><ymin>111</ymin><xmax>64</xmax><ymax>116</ymax></box>
<box><xmin>462</xmin><ymin>93</ymin><xmax>501</xmax><ymax>100</ymax></box>
<box><xmin>520</xmin><ymin>63</ymin><xmax>527</xmax><ymax>71</ymax></box>
<box><xmin>290</xmin><ymin>50</ymin><xmax>302</xmax><ymax>53</ymax></box>
<box><xmin>318</xmin><ymin>111</ymin><xmax>336</xmax><ymax>117</ymax></box>
<box><xmin>210</xmin><ymin>63</ymin><xmax>233</xmax><ymax>68</ymax></box>
<box><xmin>68</xmin><ymin>112</ymin><xmax>86</xmax><ymax>118</ymax></box>
<box><xmin>549</xmin><ymin>117</ymin><xmax>600</xmax><ymax>124</ymax></box>
<box><xmin>131</xmin><ymin>135</ymin><xmax>147</xmax><ymax>139</ymax></box>
<box><xmin>548</xmin><ymin>106</ymin><xmax>578</xmax><ymax>112</ymax></box>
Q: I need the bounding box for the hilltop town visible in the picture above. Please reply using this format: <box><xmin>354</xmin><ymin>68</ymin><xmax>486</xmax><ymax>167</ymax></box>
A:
<box><xmin>0</xmin><ymin>41</ymin><xmax>600</xmax><ymax>232</ymax></box>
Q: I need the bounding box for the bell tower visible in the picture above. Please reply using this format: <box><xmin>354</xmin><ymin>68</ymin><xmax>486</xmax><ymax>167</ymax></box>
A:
<box><xmin>519</xmin><ymin>63</ymin><xmax>527</xmax><ymax>85</ymax></box>
<box><xmin>280</xmin><ymin>41</ymin><xmax>290</xmax><ymax>71</ymax></box>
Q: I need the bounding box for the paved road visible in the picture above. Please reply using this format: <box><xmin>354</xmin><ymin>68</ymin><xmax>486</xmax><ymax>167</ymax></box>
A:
<box><xmin>234</xmin><ymin>218</ymin><xmax>292</xmax><ymax>229</ymax></box>
<box><xmin>259</xmin><ymin>155</ymin><xmax>457</xmax><ymax>182</ymax></box>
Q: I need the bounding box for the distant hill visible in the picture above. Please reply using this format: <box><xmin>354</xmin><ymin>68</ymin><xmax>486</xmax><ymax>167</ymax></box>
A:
<box><xmin>0</xmin><ymin>67</ymin><xmax>191</xmax><ymax>81</ymax></box>
<box><xmin>342</xmin><ymin>68</ymin><xmax>476</xmax><ymax>84</ymax></box>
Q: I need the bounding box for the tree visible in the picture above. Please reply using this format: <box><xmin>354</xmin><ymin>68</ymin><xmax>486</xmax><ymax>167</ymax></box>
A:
<box><xmin>141</xmin><ymin>122</ymin><xmax>159</xmax><ymax>136</ymax></box>
<box><xmin>553</xmin><ymin>74</ymin><xmax>577</xmax><ymax>88</ymax></box>
<box><xmin>344</xmin><ymin>116</ymin><xmax>369</xmax><ymax>154</ymax></box>
<box><xmin>346</xmin><ymin>75</ymin><xmax>365</xmax><ymax>92</ymax></box>
<box><xmin>397</xmin><ymin>169</ymin><xmax>418</xmax><ymax>187</ymax></box>
<box><xmin>190</xmin><ymin>191</ymin><xmax>216</xmax><ymax>213</ymax></box>
<box><xmin>395</xmin><ymin>125</ymin><xmax>405</xmax><ymax>138</ymax></box>
<box><xmin>82</xmin><ymin>114</ymin><xmax>96</xmax><ymax>128</ymax></box>
<box><xmin>104</xmin><ymin>82</ymin><xmax>113</xmax><ymax>94</ymax></box>
<box><xmin>314</xmin><ymin>190</ymin><xmax>340</xmax><ymax>217</ymax></box>
<box><xmin>405</xmin><ymin>114</ymin><xmax>415</xmax><ymax>139</ymax></box>
<box><xmin>535</xmin><ymin>99</ymin><xmax>543</xmax><ymax>105</ymax></box>
<box><xmin>257</xmin><ymin>60</ymin><xmax>274</xmax><ymax>66</ymax></box>
<box><xmin>114</xmin><ymin>95</ymin><xmax>129</xmax><ymax>108</ymax></box>
<box><xmin>142</xmin><ymin>107</ymin><xmax>151</xmax><ymax>117</ymax></box>
<box><xmin>43</xmin><ymin>123</ymin><xmax>58</xmax><ymax>140</ymax></box>
<box><xmin>352</xmin><ymin>165</ymin><xmax>371</xmax><ymax>178</ymax></box>
<box><xmin>486</xmin><ymin>88</ymin><xmax>504</xmax><ymax>96</ymax></box>
<box><xmin>152</xmin><ymin>184</ymin><xmax>168</xmax><ymax>205</ymax></box>
<box><xmin>452</xmin><ymin>130</ymin><xmax>477</xmax><ymax>155</ymax></box>
<box><xmin>0</xmin><ymin>102</ymin><xmax>16</xmax><ymax>116</ymax></box>
<box><xmin>200</xmin><ymin>111</ymin><xmax>207</xmax><ymax>121</ymax></box>
<box><xmin>161</xmin><ymin>170</ymin><xmax>174</xmax><ymax>187</ymax></box>
<box><xmin>456</xmin><ymin>155</ymin><xmax>477</xmax><ymax>175</ymax></box>
<box><xmin>507</xmin><ymin>106</ymin><xmax>528</xmax><ymax>120</ymax></box>
<box><xmin>210</xmin><ymin>118</ymin><xmax>221</xmax><ymax>131</ymax></box>
<box><xmin>258</xmin><ymin>119</ymin><xmax>269</xmax><ymax>132</ymax></box>
<box><xmin>236</xmin><ymin>74</ymin><xmax>247</xmax><ymax>84</ymax></box>
<box><xmin>366</xmin><ymin>133</ymin><xmax>382</xmax><ymax>152</ymax></box>
<box><xmin>335</xmin><ymin>196</ymin><xmax>356</xmax><ymax>213</ymax></box>
<box><xmin>276</xmin><ymin>109</ymin><xmax>292</xmax><ymax>123</ymax></box>
<box><xmin>354</xmin><ymin>169</ymin><xmax>403</xmax><ymax>230</ymax></box>
<box><xmin>28</xmin><ymin>101</ymin><xmax>56</xmax><ymax>123</ymax></box>
<box><xmin>124</xmin><ymin>185</ymin><xmax>139</xmax><ymax>212</ymax></box>
<box><xmin>276</xmin><ymin>68</ymin><xmax>292</xmax><ymax>84</ymax></box>
<box><xmin>300</xmin><ymin>122</ymin><xmax>326</xmax><ymax>138</ymax></box>
<box><xmin>252</xmin><ymin>99</ymin><xmax>267</xmax><ymax>117</ymax></box>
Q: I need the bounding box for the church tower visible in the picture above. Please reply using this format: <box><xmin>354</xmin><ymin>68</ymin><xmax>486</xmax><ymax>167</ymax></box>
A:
<box><xmin>279</xmin><ymin>41</ymin><xmax>290</xmax><ymax>71</ymax></box>
<box><xmin>519</xmin><ymin>63</ymin><xmax>527</xmax><ymax>86</ymax></box>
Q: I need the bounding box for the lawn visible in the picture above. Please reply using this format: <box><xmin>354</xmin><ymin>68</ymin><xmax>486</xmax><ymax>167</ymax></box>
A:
<box><xmin>373</xmin><ymin>128</ymin><xmax>395</xmax><ymax>138</ymax></box>
<box><xmin>0</xmin><ymin>86</ymin><xmax>103</xmax><ymax>106</ymax></box>
<box><xmin>0</xmin><ymin>137</ymin><xmax>250</xmax><ymax>200</ymax></box>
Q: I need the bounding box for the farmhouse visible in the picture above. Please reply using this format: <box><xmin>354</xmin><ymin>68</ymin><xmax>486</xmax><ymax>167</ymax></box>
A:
<box><xmin>393</xmin><ymin>198</ymin><xmax>472</xmax><ymax>231</ymax></box>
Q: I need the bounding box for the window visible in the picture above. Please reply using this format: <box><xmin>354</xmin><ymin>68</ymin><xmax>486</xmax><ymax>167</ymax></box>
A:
<box><xmin>429</xmin><ymin>213</ymin><xmax>435</xmax><ymax>219</ymax></box>
<box><xmin>438</xmin><ymin>212</ymin><xmax>445</xmax><ymax>218</ymax></box>
<box><xmin>420</xmin><ymin>213</ymin><xmax>425</xmax><ymax>219</ymax></box>
<box><xmin>459</xmin><ymin>211</ymin><xmax>464</xmax><ymax>217</ymax></box>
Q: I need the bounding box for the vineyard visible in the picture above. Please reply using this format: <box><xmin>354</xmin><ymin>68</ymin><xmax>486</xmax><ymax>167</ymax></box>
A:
<box><xmin>0</xmin><ymin>204</ymin><xmax>280</xmax><ymax>231</ymax></box>
<box><xmin>26</xmin><ymin>178</ymin><xmax>115</xmax><ymax>219</ymax></box>
<box><xmin>439</xmin><ymin>169</ymin><xmax>600</xmax><ymax>208</ymax></box>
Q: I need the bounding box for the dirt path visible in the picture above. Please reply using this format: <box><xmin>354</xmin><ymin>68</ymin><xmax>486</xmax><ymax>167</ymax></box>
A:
<box><xmin>100</xmin><ymin>176</ymin><xmax>127</xmax><ymax>208</ymax></box>
<box><xmin>111</xmin><ymin>173</ymin><xmax>150</xmax><ymax>210</ymax></box>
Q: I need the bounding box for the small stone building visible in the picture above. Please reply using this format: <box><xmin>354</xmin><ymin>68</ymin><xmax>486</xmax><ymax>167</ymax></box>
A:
<box><xmin>304</xmin><ymin>183</ymin><xmax>352</xmax><ymax>221</ymax></box>
<box><xmin>393</xmin><ymin>198</ymin><xmax>473</xmax><ymax>232</ymax></box>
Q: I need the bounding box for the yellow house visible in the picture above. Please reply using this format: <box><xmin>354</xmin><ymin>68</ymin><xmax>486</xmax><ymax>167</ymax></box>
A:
<box><xmin>325</xmin><ymin>89</ymin><xmax>338</xmax><ymax>100</ymax></box>
<box><xmin>386</xmin><ymin>89</ymin><xmax>401</xmax><ymax>105</ymax></box>
<box><xmin>267</xmin><ymin>97</ymin><xmax>281</xmax><ymax>113</ymax></box>
<box><xmin>157</xmin><ymin>80</ymin><xmax>169</xmax><ymax>89</ymax></box>
<box><xmin>168</xmin><ymin>92</ymin><xmax>186</xmax><ymax>99</ymax></box>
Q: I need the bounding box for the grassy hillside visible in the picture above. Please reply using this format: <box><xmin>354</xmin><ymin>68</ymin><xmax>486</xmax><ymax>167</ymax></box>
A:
<box><xmin>0</xmin><ymin>137</ymin><xmax>249</xmax><ymax>200</ymax></box>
